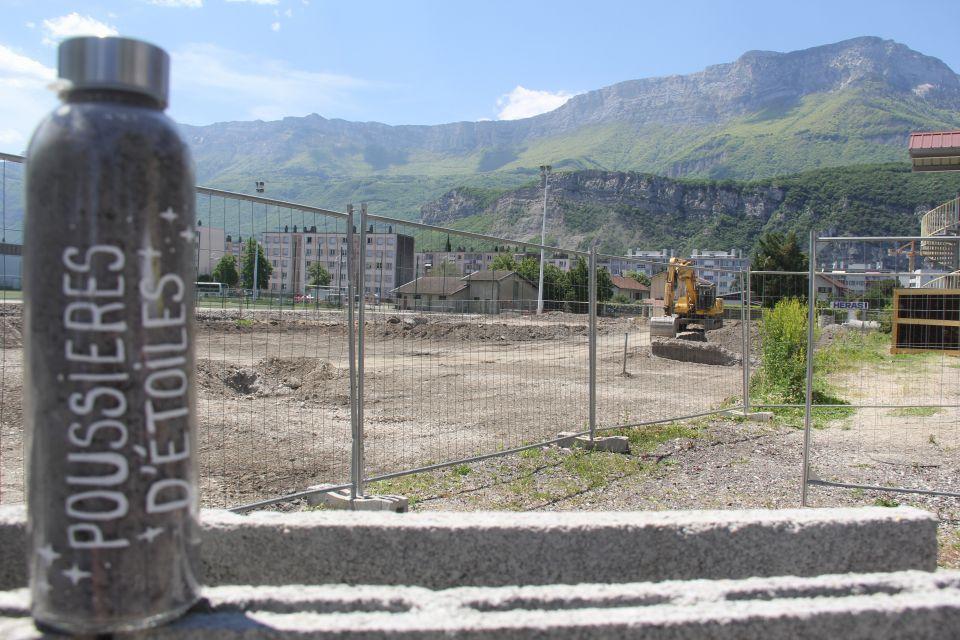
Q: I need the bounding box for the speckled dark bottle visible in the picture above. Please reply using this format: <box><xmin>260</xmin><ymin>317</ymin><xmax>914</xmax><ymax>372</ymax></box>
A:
<box><xmin>23</xmin><ymin>37</ymin><xmax>200</xmax><ymax>634</ymax></box>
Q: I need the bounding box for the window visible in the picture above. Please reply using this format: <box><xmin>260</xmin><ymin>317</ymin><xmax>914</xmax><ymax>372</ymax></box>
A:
<box><xmin>282</xmin><ymin>237</ymin><xmax>289</xmax><ymax>244</ymax></box>
<box><xmin>376</xmin><ymin>237</ymin><xmax>384</xmax><ymax>245</ymax></box>
<box><xmin>439</xmin><ymin>295</ymin><xmax>446</xmax><ymax>300</ymax></box>
<box><xmin>329</xmin><ymin>249</ymin><xmax>337</xmax><ymax>256</ymax></box>
<box><xmin>386</xmin><ymin>263</ymin><xmax>392</xmax><ymax>270</ymax></box>
<box><xmin>271</xmin><ymin>248</ymin><xmax>279</xmax><ymax>256</ymax></box>
<box><xmin>329</xmin><ymin>237</ymin><xmax>336</xmax><ymax>245</ymax></box>
<box><xmin>387</xmin><ymin>237</ymin><xmax>395</xmax><ymax>246</ymax></box>
<box><xmin>367</xmin><ymin>237</ymin><xmax>372</xmax><ymax>244</ymax></box>
<box><xmin>388</xmin><ymin>250</ymin><xmax>395</xmax><ymax>257</ymax></box>
<box><xmin>282</xmin><ymin>248</ymin><xmax>289</xmax><ymax>256</ymax></box>
<box><xmin>271</xmin><ymin>260</ymin><xmax>278</xmax><ymax>267</ymax></box>
<box><xmin>306</xmin><ymin>249</ymin><xmax>312</xmax><ymax>256</ymax></box>
<box><xmin>306</xmin><ymin>260</ymin><xmax>312</xmax><ymax>267</ymax></box>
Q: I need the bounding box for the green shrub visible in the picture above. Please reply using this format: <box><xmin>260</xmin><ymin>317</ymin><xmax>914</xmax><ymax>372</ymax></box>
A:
<box><xmin>757</xmin><ymin>298</ymin><xmax>809</xmax><ymax>403</ymax></box>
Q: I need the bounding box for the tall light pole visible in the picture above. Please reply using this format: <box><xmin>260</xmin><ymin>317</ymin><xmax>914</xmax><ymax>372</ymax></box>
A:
<box><xmin>537</xmin><ymin>164</ymin><xmax>551</xmax><ymax>314</ymax></box>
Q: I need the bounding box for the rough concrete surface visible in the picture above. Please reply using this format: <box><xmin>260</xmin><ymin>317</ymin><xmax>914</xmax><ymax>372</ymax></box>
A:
<box><xmin>305</xmin><ymin>486</ymin><xmax>409</xmax><ymax>512</ymax></box>
<box><xmin>0</xmin><ymin>506</ymin><xmax>937</xmax><ymax>590</ymax></box>
<box><xmin>651</xmin><ymin>338</ymin><xmax>740</xmax><ymax>366</ymax></box>
<box><xmin>2</xmin><ymin>571</ymin><xmax>960</xmax><ymax>638</ymax></box>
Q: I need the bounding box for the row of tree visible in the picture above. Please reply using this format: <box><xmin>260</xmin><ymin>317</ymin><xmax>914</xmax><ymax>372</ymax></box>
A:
<box><xmin>206</xmin><ymin>239</ymin><xmax>334</xmax><ymax>290</ymax></box>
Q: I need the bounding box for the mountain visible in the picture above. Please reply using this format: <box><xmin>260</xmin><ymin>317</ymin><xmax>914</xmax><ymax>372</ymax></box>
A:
<box><xmin>180</xmin><ymin>36</ymin><xmax>960</xmax><ymax>219</ymax></box>
<box><xmin>419</xmin><ymin>164</ymin><xmax>960</xmax><ymax>256</ymax></box>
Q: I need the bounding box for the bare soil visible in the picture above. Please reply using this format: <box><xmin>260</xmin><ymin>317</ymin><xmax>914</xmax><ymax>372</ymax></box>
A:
<box><xmin>0</xmin><ymin>307</ymin><xmax>743</xmax><ymax>508</ymax></box>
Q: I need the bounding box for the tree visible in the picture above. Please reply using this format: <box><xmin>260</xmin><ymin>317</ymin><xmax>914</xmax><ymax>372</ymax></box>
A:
<box><xmin>241</xmin><ymin>238</ymin><xmax>272</xmax><ymax>290</ymax></box>
<box><xmin>625</xmin><ymin>270</ymin><xmax>651</xmax><ymax>286</ymax></box>
<box><xmin>444</xmin><ymin>235</ymin><xmax>452</xmax><ymax>252</ymax></box>
<box><xmin>490</xmin><ymin>254</ymin><xmax>516</xmax><ymax>271</ymax></box>
<box><xmin>196</xmin><ymin>273</ymin><xmax>213</xmax><ymax>283</ymax></box>
<box><xmin>750</xmin><ymin>231</ymin><xmax>808</xmax><ymax>307</ymax></box>
<box><xmin>513</xmin><ymin>257</ymin><xmax>569</xmax><ymax>308</ymax></box>
<box><xmin>211</xmin><ymin>254</ymin><xmax>239</xmax><ymax>288</ymax></box>
<box><xmin>564</xmin><ymin>257</ymin><xmax>613</xmax><ymax>310</ymax></box>
<box><xmin>307</xmin><ymin>261</ymin><xmax>331</xmax><ymax>287</ymax></box>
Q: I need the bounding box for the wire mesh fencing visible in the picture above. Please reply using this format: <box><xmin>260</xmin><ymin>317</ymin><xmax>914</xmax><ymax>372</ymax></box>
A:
<box><xmin>0</xmin><ymin>154</ymin><xmax>24</xmax><ymax>505</ymax></box>
<box><xmin>801</xmin><ymin>234</ymin><xmax>960</xmax><ymax>503</ymax></box>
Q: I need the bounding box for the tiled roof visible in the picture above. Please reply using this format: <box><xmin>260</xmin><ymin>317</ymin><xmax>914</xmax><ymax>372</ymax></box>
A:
<box><xmin>462</xmin><ymin>270</ymin><xmax>515</xmax><ymax>282</ymax></box>
<box><xmin>909</xmin><ymin>131</ymin><xmax>960</xmax><ymax>154</ymax></box>
<box><xmin>610</xmin><ymin>275</ymin><xmax>650</xmax><ymax>291</ymax></box>
<box><xmin>393</xmin><ymin>277</ymin><xmax>468</xmax><ymax>296</ymax></box>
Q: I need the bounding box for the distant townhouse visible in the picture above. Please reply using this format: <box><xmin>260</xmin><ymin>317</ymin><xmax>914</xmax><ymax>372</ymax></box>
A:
<box><xmin>394</xmin><ymin>270</ymin><xmax>538</xmax><ymax>313</ymax></box>
<box><xmin>610</xmin><ymin>275</ymin><xmax>650</xmax><ymax>302</ymax></box>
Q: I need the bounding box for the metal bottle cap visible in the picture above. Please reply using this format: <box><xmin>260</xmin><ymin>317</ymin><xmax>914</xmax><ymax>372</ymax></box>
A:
<box><xmin>58</xmin><ymin>36</ymin><xmax>170</xmax><ymax>108</ymax></box>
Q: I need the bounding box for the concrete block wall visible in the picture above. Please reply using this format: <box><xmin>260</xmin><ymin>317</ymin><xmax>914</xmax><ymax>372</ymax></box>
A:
<box><xmin>2</xmin><ymin>571</ymin><xmax>960</xmax><ymax>638</ymax></box>
<box><xmin>0</xmin><ymin>505</ymin><xmax>938</xmax><ymax>590</ymax></box>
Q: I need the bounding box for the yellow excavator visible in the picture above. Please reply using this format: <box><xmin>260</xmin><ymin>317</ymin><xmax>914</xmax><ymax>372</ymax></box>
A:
<box><xmin>650</xmin><ymin>257</ymin><xmax>724</xmax><ymax>338</ymax></box>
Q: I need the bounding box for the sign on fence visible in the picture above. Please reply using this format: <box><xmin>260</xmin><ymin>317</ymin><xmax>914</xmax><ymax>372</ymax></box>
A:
<box><xmin>830</xmin><ymin>300</ymin><xmax>869</xmax><ymax>310</ymax></box>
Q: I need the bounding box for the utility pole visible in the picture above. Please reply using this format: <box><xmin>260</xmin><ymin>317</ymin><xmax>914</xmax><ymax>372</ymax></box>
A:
<box><xmin>537</xmin><ymin>164</ymin><xmax>551</xmax><ymax>314</ymax></box>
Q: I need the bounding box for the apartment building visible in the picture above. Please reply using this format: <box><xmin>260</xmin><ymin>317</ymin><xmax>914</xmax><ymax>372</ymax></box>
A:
<box><xmin>688</xmin><ymin>249</ymin><xmax>750</xmax><ymax>296</ymax></box>
<box><xmin>261</xmin><ymin>226</ymin><xmax>415</xmax><ymax>299</ymax></box>
<box><xmin>416</xmin><ymin>250</ymin><xmax>498</xmax><ymax>275</ymax></box>
<box><xmin>194</xmin><ymin>224</ymin><xmax>226</xmax><ymax>278</ymax></box>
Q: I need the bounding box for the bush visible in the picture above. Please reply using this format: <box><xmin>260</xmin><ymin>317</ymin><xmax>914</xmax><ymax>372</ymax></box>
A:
<box><xmin>757</xmin><ymin>298</ymin><xmax>809</xmax><ymax>403</ymax></box>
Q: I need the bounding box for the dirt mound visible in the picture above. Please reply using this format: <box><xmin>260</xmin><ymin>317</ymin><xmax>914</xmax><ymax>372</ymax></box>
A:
<box><xmin>372</xmin><ymin>317</ymin><xmax>589</xmax><ymax>342</ymax></box>
<box><xmin>195</xmin><ymin>357</ymin><xmax>346</xmax><ymax>399</ymax></box>
<box><xmin>652</xmin><ymin>338</ymin><xmax>741</xmax><ymax>366</ymax></box>
<box><xmin>705</xmin><ymin>320</ymin><xmax>759</xmax><ymax>358</ymax></box>
<box><xmin>0</xmin><ymin>317</ymin><xmax>22</xmax><ymax>348</ymax></box>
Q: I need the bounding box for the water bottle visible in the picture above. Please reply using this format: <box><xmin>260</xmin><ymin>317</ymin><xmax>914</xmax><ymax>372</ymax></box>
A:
<box><xmin>23</xmin><ymin>36</ymin><xmax>200</xmax><ymax>634</ymax></box>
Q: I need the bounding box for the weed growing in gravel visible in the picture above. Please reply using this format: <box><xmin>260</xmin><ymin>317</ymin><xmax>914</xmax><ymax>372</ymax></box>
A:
<box><xmin>887</xmin><ymin>406</ymin><xmax>942</xmax><ymax>418</ymax></box>
<box><xmin>873</xmin><ymin>497</ymin><xmax>900</xmax><ymax>507</ymax></box>
<box><xmin>609</xmin><ymin>421</ymin><xmax>702</xmax><ymax>452</ymax></box>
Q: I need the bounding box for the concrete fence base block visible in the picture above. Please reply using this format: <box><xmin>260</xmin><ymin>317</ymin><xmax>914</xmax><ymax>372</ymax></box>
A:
<box><xmin>0</xmin><ymin>505</ymin><xmax>938</xmax><ymax>591</ymax></box>
<box><xmin>724</xmin><ymin>410</ymin><xmax>775</xmax><ymax>422</ymax></box>
<box><xmin>574</xmin><ymin>435</ymin><xmax>630</xmax><ymax>454</ymax></box>
<box><xmin>2</xmin><ymin>571</ymin><xmax>960</xmax><ymax>638</ymax></box>
<box><xmin>555</xmin><ymin>431</ymin><xmax>581</xmax><ymax>447</ymax></box>
<box><xmin>305</xmin><ymin>487</ymin><xmax>408</xmax><ymax>512</ymax></box>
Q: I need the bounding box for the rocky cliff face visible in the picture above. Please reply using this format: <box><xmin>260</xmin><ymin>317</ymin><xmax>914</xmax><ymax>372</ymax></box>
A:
<box><xmin>419</xmin><ymin>166</ymin><xmax>960</xmax><ymax>256</ymax></box>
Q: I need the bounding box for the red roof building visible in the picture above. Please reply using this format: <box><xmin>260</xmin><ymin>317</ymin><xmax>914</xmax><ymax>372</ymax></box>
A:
<box><xmin>908</xmin><ymin>131</ymin><xmax>960</xmax><ymax>172</ymax></box>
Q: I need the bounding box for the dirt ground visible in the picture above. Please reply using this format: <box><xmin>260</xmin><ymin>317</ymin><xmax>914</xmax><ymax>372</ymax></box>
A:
<box><xmin>0</xmin><ymin>306</ymin><xmax>743</xmax><ymax>508</ymax></box>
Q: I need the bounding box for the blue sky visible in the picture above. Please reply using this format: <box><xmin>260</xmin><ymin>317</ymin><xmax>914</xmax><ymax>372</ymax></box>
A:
<box><xmin>1</xmin><ymin>0</ymin><xmax>959</xmax><ymax>153</ymax></box>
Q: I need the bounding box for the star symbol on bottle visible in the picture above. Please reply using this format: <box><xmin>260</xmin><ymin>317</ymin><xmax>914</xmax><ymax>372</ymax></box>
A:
<box><xmin>62</xmin><ymin>564</ymin><xmax>91</xmax><ymax>586</ymax></box>
<box><xmin>180</xmin><ymin>227</ymin><xmax>196</xmax><ymax>242</ymax></box>
<box><xmin>160</xmin><ymin>207</ymin><xmax>179</xmax><ymax>223</ymax></box>
<box><xmin>137</xmin><ymin>526</ymin><xmax>164</xmax><ymax>543</ymax></box>
<box><xmin>36</xmin><ymin>544</ymin><xmax>61</xmax><ymax>566</ymax></box>
<box><xmin>35</xmin><ymin>574</ymin><xmax>52</xmax><ymax>596</ymax></box>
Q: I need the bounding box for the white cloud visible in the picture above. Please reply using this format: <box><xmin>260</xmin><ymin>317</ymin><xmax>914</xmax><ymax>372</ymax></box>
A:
<box><xmin>0</xmin><ymin>44</ymin><xmax>57</xmax><ymax>152</ymax></box>
<box><xmin>496</xmin><ymin>85</ymin><xmax>576</xmax><ymax>120</ymax></box>
<box><xmin>25</xmin><ymin>21</ymin><xmax>36</xmax><ymax>29</ymax></box>
<box><xmin>41</xmin><ymin>13</ymin><xmax>118</xmax><ymax>46</ymax></box>
<box><xmin>170</xmin><ymin>43</ymin><xmax>367</xmax><ymax>123</ymax></box>
<box><xmin>149</xmin><ymin>0</ymin><xmax>203</xmax><ymax>7</ymax></box>
<box><xmin>270</xmin><ymin>21</ymin><xmax>280</xmax><ymax>31</ymax></box>
<box><xmin>225</xmin><ymin>0</ymin><xmax>279</xmax><ymax>4</ymax></box>
<box><xmin>284</xmin><ymin>8</ymin><xmax>293</xmax><ymax>17</ymax></box>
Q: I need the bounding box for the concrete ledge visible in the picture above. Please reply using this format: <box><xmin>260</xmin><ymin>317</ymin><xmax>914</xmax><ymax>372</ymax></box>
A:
<box><xmin>0</xmin><ymin>506</ymin><xmax>937</xmax><ymax>590</ymax></box>
<box><xmin>2</xmin><ymin>571</ymin><xmax>959</xmax><ymax>638</ymax></box>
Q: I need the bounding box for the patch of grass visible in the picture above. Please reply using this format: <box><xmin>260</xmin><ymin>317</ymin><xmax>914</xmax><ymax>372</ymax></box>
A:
<box><xmin>235</xmin><ymin>318</ymin><xmax>254</xmax><ymax>328</ymax></box>
<box><xmin>561</xmin><ymin>449</ymin><xmax>642</xmax><ymax>489</ymax></box>
<box><xmin>887</xmin><ymin>406</ymin><xmax>942</xmax><ymax>418</ymax></box>
<box><xmin>610</xmin><ymin>421</ymin><xmax>702</xmax><ymax>453</ymax></box>
<box><xmin>519</xmin><ymin>447</ymin><xmax>543</xmax><ymax>460</ymax></box>
<box><xmin>452</xmin><ymin>464</ymin><xmax>472</xmax><ymax>476</ymax></box>
<box><xmin>367</xmin><ymin>472</ymin><xmax>446</xmax><ymax>506</ymax></box>
<box><xmin>873</xmin><ymin>496</ymin><xmax>901</xmax><ymax>507</ymax></box>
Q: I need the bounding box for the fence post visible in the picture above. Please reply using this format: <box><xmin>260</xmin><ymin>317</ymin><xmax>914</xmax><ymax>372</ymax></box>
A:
<box><xmin>801</xmin><ymin>229</ymin><xmax>817</xmax><ymax>507</ymax></box>
<box><xmin>346</xmin><ymin>205</ymin><xmax>361</xmax><ymax>500</ymax></box>
<box><xmin>588</xmin><ymin>244</ymin><xmax>597</xmax><ymax>441</ymax></box>
<box><xmin>622</xmin><ymin>332</ymin><xmax>628</xmax><ymax>376</ymax></box>
<box><xmin>356</xmin><ymin>204</ymin><xmax>368</xmax><ymax>497</ymax></box>
<box><xmin>741</xmin><ymin>268</ymin><xmax>751</xmax><ymax>415</ymax></box>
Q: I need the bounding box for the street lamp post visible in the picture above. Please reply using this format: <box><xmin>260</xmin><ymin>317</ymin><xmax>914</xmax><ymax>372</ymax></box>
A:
<box><xmin>537</xmin><ymin>164</ymin><xmax>552</xmax><ymax>314</ymax></box>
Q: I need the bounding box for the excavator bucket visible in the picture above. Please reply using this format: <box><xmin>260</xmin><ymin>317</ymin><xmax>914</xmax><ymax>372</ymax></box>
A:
<box><xmin>650</xmin><ymin>315</ymin><xmax>680</xmax><ymax>339</ymax></box>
